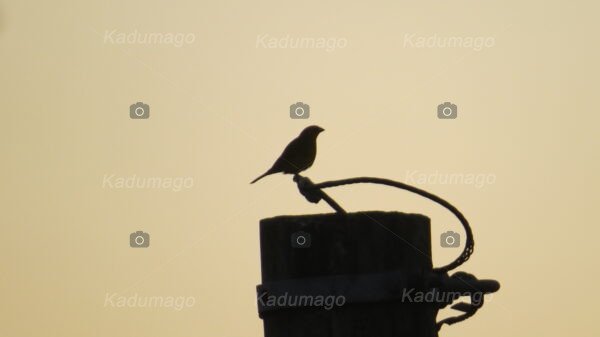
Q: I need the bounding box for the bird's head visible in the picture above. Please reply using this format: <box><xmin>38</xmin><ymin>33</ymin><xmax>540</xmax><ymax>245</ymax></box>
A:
<box><xmin>300</xmin><ymin>125</ymin><xmax>325</xmax><ymax>138</ymax></box>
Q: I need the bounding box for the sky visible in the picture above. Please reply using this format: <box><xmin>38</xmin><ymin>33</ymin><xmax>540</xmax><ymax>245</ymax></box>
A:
<box><xmin>1</xmin><ymin>1</ymin><xmax>599</xmax><ymax>336</ymax></box>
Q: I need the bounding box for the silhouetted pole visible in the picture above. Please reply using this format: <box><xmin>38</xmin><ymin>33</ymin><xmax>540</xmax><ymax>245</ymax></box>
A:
<box><xmin>258</xmin><ymin>212</ymin><xmax>437</xmax><ymax>337</ymax></box>
<box><xmin>255</xmin><ymin>176</ymin><xmax>500</xmax><ymax>337</ymax></box>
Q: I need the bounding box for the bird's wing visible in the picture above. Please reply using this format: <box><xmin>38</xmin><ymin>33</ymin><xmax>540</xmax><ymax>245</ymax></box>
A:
<box><xmin>272</xmin><ymin>136</ymin><xmax>315</xmax><ymax>173</ymax></box>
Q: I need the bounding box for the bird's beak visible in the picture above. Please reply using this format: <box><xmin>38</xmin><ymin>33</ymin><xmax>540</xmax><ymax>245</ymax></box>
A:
<box><xmin>318</xmin><ymin>127</ymin><xmax>325</xmax><ymax>132</ymax></box>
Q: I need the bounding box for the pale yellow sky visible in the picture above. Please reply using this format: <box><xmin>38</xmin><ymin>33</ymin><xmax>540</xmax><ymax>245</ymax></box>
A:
<box><xmin>1</xmin><ymin>1</ymin><xmax>599</xmax><ymax>336</ymax></box>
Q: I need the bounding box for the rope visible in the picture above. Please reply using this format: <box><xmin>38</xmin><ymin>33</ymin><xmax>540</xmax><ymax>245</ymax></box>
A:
<box><xmin>295</xmin><ymin>176</ymin><xmax>474</xmax><ymax>273</ymax></box>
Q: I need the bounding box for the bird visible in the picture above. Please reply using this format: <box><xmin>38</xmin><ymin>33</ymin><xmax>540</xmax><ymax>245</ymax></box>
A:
<box><xmin>251</xmin><ymin>125</ymin><xmax>325</xmax><ymax>184</ymax></box>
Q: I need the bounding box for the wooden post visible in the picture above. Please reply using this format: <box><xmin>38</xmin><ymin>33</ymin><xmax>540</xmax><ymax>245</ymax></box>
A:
<box><xmin>258</xmin><ymin>211</ymin><xmax>438</xmax><ymax>337</ymax></box>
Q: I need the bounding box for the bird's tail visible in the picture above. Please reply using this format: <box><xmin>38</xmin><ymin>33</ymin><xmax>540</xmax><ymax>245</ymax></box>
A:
<box><xmin>250</xmin><ymin>171</ymin><xmax>271</xmax><ymax>184</ymax></box>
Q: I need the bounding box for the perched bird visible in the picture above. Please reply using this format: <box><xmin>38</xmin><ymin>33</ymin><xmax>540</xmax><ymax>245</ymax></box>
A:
<box><xmin>251</xmin><ymin>125</ymin><xmax>324</xmax><ymax>184</ymax></box>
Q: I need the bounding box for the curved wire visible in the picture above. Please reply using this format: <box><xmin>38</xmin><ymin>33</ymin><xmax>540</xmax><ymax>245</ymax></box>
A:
<box><xmin>310</xmin><ymin>177</ymin><xmax>474</xmax><ymax>273</ymax></box>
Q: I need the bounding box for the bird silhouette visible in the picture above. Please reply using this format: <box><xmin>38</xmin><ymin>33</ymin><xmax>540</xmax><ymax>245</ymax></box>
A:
<box><xmin>251</xmin><ymin>125</ymin><xmax>324</xmax><ymax>184</ymax></box>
